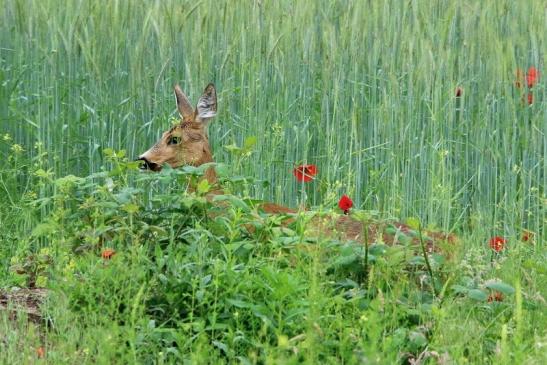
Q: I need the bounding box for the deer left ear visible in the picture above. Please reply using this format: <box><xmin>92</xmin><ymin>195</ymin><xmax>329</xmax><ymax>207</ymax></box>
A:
<box><xmin>174</xmin><ymin>84</ymin><xmax>194</xmax><ymax>120</ymax></box>
<box><xmin>195</xmin><ymin>83</ymin><xmax>217</xmax><ymax>125</ymax></box>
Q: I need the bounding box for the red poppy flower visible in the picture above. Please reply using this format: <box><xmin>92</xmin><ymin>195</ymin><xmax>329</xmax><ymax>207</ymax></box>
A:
<box><xmin>527</xmin><ymin>67</ymin><xmax>539</xmax><ymax>88</ymax></box>
<box><xmin>488</xmin><ymin>236</ymin><xmax>506</xmax><ymax>252</ymax></box>
<box><xmin>487</xmin><ymin>291</ymin><xmax>504</xmax><ymax>302</ymax></box>
<box><xmin>521</xmin><ymin>230</ymin><xmax>534</xmax><ymax>242</ymax></box>
<box><xmin>36</xmin><ymin>346</ymin><xmax>45</xmax><ymax>358</ymax></box>
<box><xmin>515</xmin><ymin>68</ymin><xmax>524</xmax><ymax>88</ymax></box>
<box><xmin>455</xmin><ymin>87</ymin><xmax>463</xmax><ymax>97</ymax></box>
<box><xmin>293</xmin><ymin>164</ymin><xmax>317</xmax><ymax>182</ymax></box>
<box><xmin>338</xmin><ymin>195</ymin><xmax>353</xmax><ymax>215</ymax></box>
<box><xmin>101</xmin><ymin>248</ymin><xmax>116</xmax><ymax>259</ymax></box>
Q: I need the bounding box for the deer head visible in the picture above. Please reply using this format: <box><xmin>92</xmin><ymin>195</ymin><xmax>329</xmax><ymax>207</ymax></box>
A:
<box><xmin>138</xmin><ymin>83</ymin><xmax>217</xmax><ymax>181</ymax></box>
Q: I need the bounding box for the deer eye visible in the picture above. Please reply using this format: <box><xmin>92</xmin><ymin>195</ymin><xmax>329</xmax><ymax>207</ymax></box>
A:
<box><xmin>168</xmin><ymin>136</ymin><xmax>181</xmax><ymax>145</ymax></box>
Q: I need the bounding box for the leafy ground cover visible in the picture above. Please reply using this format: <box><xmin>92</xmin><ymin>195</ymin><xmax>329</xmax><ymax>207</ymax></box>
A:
<box><xmin>0</xmin><ymin>0</ymin><xmax>545</xmax><ymax>363</ymax></box>
<box><xmin>1</xmin><ymin>154</ymin><xmax>545</xmax><ymax>364</ymax></box>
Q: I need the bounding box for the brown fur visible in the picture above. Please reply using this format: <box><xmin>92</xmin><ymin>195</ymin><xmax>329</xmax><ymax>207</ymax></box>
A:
<box><xmin>139</xmin><ymin>84</ymin><xmax>457</xmax><ymax>250</ymax></box>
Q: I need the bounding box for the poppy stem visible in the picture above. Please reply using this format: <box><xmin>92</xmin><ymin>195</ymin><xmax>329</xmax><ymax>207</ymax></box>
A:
<box><xmin>418</xmin><ymin>224</ymin><xmax>438</xmax><ymax>298</ymax></box>
<box><xmin>362</xmin><ymin>221</ymin><xmax>369</xmax><ymax>291</ymax></box>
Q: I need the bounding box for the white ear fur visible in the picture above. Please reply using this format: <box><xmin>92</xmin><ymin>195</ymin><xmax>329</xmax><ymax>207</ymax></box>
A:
<box><xmin>195</xmin><ymin>83</ymin><xmax>217</xmax><ymax>124</ymax></box>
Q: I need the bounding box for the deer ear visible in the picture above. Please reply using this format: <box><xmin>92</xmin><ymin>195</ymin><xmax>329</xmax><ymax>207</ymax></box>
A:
<box><xmin>195</xmin><ymin>83</ymin><xmax>217</xmax><ymax>124</ymax></box>
<box><xmin>174</xmin><ymin>85</ymin><xmax>194</xmax><ymax>119</ymax></box>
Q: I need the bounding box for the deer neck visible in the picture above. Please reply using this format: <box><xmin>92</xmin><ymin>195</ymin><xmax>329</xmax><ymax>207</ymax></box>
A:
<box><xmin>203</xmin><ymin>165</ymin><xmax>218</xmax><ymax>185</ymax></box>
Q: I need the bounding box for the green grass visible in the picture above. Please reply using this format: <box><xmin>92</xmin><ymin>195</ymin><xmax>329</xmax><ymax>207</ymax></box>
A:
<box><xmin>0</xmin><ymin>0</ymin><xmax>545</xmax><ymax>363</ymax></box>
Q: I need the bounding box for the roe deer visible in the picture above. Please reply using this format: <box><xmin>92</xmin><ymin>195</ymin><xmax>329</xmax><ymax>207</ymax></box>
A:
<box><xmin>138</xmin><ymin>84</ymin><xmax>456</xmax><ymax>249</ymax></box>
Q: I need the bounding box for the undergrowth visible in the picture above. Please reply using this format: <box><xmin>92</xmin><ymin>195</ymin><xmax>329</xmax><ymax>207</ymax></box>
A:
<box><xmin>1</xmin><ymin>153</ymin><xmax>545</xmax><ymax>364</ymax></box>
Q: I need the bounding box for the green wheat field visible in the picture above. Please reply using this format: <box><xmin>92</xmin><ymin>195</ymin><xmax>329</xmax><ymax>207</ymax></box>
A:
<box><xmin>0</xmin><ymin>0</ymin><xmax>545</xmax><ymax>363</ymax></box>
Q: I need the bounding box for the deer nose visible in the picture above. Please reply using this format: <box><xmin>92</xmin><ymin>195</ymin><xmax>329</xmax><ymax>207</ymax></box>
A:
<box><xmin>137</xmin><ymin>157</ymin><xmax>160</xmax><ymax>171</ymax></box>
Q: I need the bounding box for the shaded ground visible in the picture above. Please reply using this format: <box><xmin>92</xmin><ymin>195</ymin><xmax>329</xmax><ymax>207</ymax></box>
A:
<box><xmin>0</xmin><ymin>287</ymin><xmax>47</xmax><ymax>323</ymax></box>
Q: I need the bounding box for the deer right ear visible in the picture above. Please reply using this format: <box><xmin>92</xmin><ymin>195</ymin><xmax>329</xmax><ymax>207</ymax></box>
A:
<box><xmin>195</xmin><ymin>83</ymin><xmax>217</xmax><ymax>125</ymax></box>
<box><xmin>174</xmin><ymin>85</ymin><xmax>194</xmax><ymax>119</ymax></box>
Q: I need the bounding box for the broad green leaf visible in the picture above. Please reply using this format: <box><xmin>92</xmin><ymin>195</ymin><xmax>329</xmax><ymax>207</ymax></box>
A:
<box><xmin>34</xmin><ymin>168</ymin><xmax>54</xmax><ymax>179</ymax></box>
<box><xmin>385</xmin><ymin>226</ymin><xmax>397</xmax><ymax>235</ymax></box>
<box><xmin>431</xmin><ymin>253</ymin><xmax>445</xmax><ymax>266</ymax></box>
<box><xmin>368</xmin><ymin>244</ymin><xmax>387</xmax><ymax>256</ymax></box>
<box><xmin>468</xmin><ymin>289</ymin><xmax>488</xmax><ymax>301</ymax></box>
<box><xmin>224</xmin><ymin>144</ymin><xmax>241</xmax><ymax>154</ymax></box>
<box><xmin>197</xmin><ymin>179</ymin><xmax>210</xmax><ymax>194</ymax></box>
<box><xmin>244</xmin><ymin>136</ymin><xmax>257</xmax><ymax>150</ymax></box>
<box><xmin>212</xmin><ymin>194</ymin><xmax>250</xmax><ymax>212</ymax></box>
<box><xmin>485</xmin><ymin>281</ymin><xmax>515</xmax><ymax>295</ymax></box>
<box><xmin>451</xmin><ymin>285</ymin><xmax>469</xmax><ymax>294</ymax></box>
<box><xmin>102</xmin><ymin>148</ymin><xmax>114</xmax><ymax>157</ymax></box>
<box><xmin>226</xmin><ymin>299</ymin><xmax>253</xmax><ymax>308</ymax></box>
<box><xmin>408</xmin><ymin>255</ymin><xmax>426</xmax><ymax>265</ymax></box>
<box><xmin>331</xmin><ymin>253</ymin><xmax>358</xmax><ymax>267</ymax></box>
<box><xmin>406</xmin><ymin>217</ymin><xmax>421</xmax><ymax>230</ymax></box>
<box><xmin>214</xmin><ymin>163</ymin><xmax>230</xmax><ymax>177</ymax></box>
<box><xmin>397</xmin><ymin>233</ymin><xmax>412</xmax><ymax>244</ymax></box>
<box><xmin>408</xmin><ymin>330</ymin><xmax>428</xmax><ymax>349</ymax></box>
<box><xmin>122</xmin><ymin>203</ymin><xmax>139</xmax><ymax>214</ymax></box>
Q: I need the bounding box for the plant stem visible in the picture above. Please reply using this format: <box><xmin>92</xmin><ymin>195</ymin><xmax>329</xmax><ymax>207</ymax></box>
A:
<box><xmin>363</xmin><ymin>221</ymin><xmax>369</xmax><ymax>289</ymax></box>
<box><xmin>418</xmin><ymin>224</ymin><xmax>438</xmax><ymax>298</ymax></box>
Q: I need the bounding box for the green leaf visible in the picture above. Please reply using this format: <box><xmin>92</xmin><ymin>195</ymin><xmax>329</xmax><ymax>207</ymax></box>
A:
<box><xmin>197</xmin><ymin>179</ymin><xmax>210</xmax><ymax>194</ymax></box>
<box><xmin>55</xmin><ymin>174</ymin><xmax>84</xmax><ymax>188</ymax></box>
<box><xmin>352</xmin><ymin>210</ymin><xmax>371</xmax><ymax>222</ymax></box>
<box><xmin>385</xmin><ymin>246</ymin><xmax>407</xmax><ymax>266</ymax></box>
<box><xmin>397</xmin><ymin>233</ymin><xmax>412</xmax><ymax>244</ymax></box>
<box><xmin>212</xmin><ymin>195</ymin><xmax>250</xmax><ymax>212</ymax></box>
<box><xmin>214</xmin><ymin>163</ymin><xmax>230</xmax><ymax>177</ymax></box>
<box><xmin>226</xmin><ymin>298</ymin><xmax>253</xmax><ymax>308</ymax></box>
<box><xmin>451</xmin><ymin>285</ymin><xmax>469</xmax><ymax>294</ymax></box>
<box><xmin>408</xmin><ymin>330</ymin><xmax>428</xmax><ymax>350</ymax></box>
<box><xmin>430</xmin><ymin>253</ymin><xmax>445</xmax><ymax>266</ymax></box>
<box><xmin>32</xmin><ymin>222</ymin><xmax>57</xmax><ymax>237</ymax></box>
<box><xmin>122</xmin><ymin>203</ymin><xmax>139</xmax><ymax>214</ymax></box>
<box><xmin>468</xmin><ymin>289</ymin><xmax>488</xmax><ymax>301</ymax></box>
<box><xmin>406</xmin><ymin>217</ymin><xmax>421</xmax><ymax>230</ymax></box>
<box><xmin>368</xmin><ymin>244</ymin><xmax>387</xmax><ymax>256</ymax></box>
<box><xmin>125</xmin><ymin>160</ymin><xmax>142</xmax><ymax>170</ymax></box>
<box><xmin>408</xmin><ymin>256</ymin><xmax>426</xmax><ymax>265</ymax></box>
<box><xmin>115</xmin><ymin>187</ymin><xmax>141</xmax><ymax>203</ymax></box>
<box><xmin>95</xmin><ymin>201</ymin><xmax>120</xmax><ymax>209</ymax></box>
<box><xmin>331</xmin><ymin>253</ymin><xmax>358</xmax><ymax>267</ymax></box>
<box><xmin>201</xmin><ymin>274</ymin><xmax>212</xmax><ymax>287</ymax></box>
<box><xmin>244</xmin><ymin>136</ymin><xmax>257</xmax><ymax>150</ymax></box>
<box><xmin>384</xmin><ymin>226</ymin><xmax>397</xmax><ymax>235</ymax></box>
<box><xmin>224</xmin><ymin>144</ymin><xmax>241</xmax><ymax>154</ymax></box>
<box><xmin>102</xmin><ymin>148</ymin><xmax>114</xmax><ymax>157</ymax></box>
<box><xmin>485</xmin><ymin>281</ymin><xmax>515</xmax><ymax>295</ymax></box>
<box><xmin>34</xmin><ymin>168</ymin><xmax>54</xmax><ymax>180</ymax></box>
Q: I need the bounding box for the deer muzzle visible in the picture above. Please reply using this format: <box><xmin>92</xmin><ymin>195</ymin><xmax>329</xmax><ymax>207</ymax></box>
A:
<box><xmin>137</xmin><ymin>157</ymin><xmax>161</xmax><ymax>172</ymax></box>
